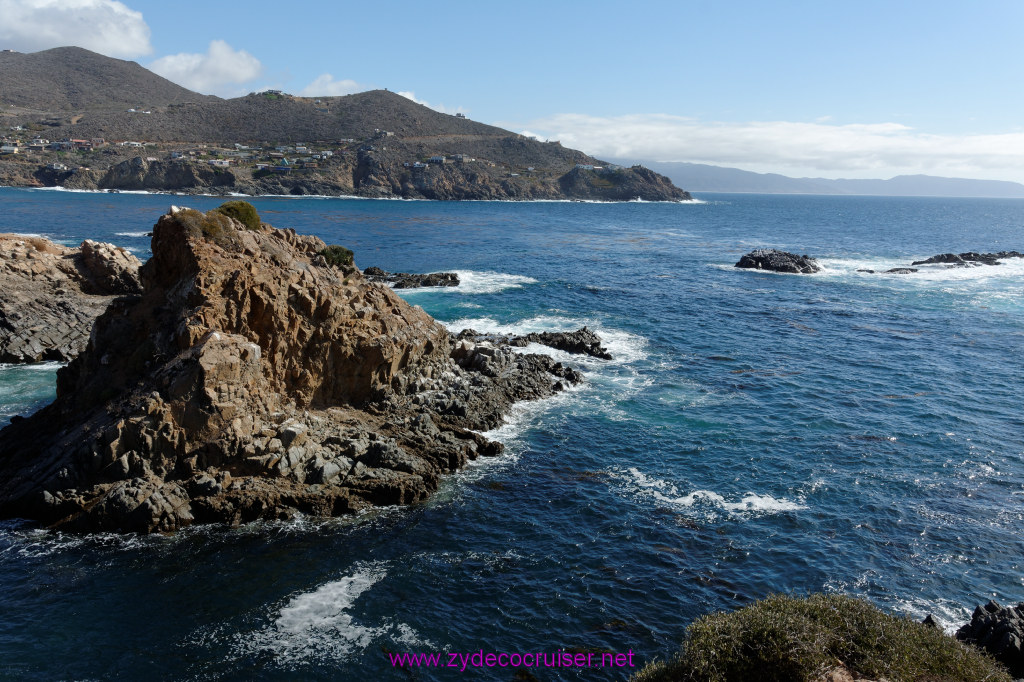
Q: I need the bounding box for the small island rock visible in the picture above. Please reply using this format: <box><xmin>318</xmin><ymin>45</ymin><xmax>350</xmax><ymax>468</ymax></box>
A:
<box><xmin>735</xmin><ymin>249</ymin><xmax>822</xmax><ymax>274</ymax></box>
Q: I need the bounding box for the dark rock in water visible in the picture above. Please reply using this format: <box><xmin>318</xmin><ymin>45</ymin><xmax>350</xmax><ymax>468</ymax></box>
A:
<box><xmin>956</xmin><ymin>599</ymin><xmax>1024</xmax><ymax>677</ymax></box>
<box><xmin>858</xmin><ymin>267</ymin><xmax>918</xmax><ymax>274</ymax></box>
<box><xmin>0</xmin><ymin>234</ymin><xmax>142</xmax><ymax>363</ymax></box>
<box><xmin>735</xmin><ymin>249</ymin><xmax>821</xmax><ymax>274</ymax></box>
<box><xmin>363</xmin><ymin>266</ymin><xmax>459</xmax><ymax>288</ymax></box>
<box><xmin>457</xmin><ymin>326</ymin><xmax>613</xmax><ymax>360</ymax></box>
<box><xmin>921</xmin><ymin>614</ymin><xmax>938</xmax><ymax>628</ymax></box>
<box><xmin>911</xmin><ymin>250</ymin><xmax>1024</xmax><ymax>267</ymax></box>
<box><xmin>0</xmin><ymin>205</ymin><xmax>595</xmax><ymax>533</ymax></box>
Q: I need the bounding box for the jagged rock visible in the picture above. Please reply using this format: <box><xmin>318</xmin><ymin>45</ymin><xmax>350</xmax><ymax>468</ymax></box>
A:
<box><xmin>911</xmin><ymin>251</ymin><xmax>1024</xmax><ymax>267</ymax></box>
<box><xmin>363</xmin><ymin>266</ymin><xmax>460</xmax><ymax>289</ymax></box>
<box><xmin>0</xmin><ymin>204</ymin><xmax>594</xmax><ymax>533</ymax></box>
<box><xmin>0</xmin><ymin>234</ymin><xmax>142</xmax><ymax>363</ymax></box>
<box><xmin>457</xmin><ymin>327</ymin><xmax>613</xmax><ymax>360</ymax></box>
<box><xmin>956</xmin><ymin>599</ymin><xmax>1024</xmax><ymax>677</ymax></box>
<box><xmin>735</xmin><ymin>249</ymin><xmax>822</xmax><ymax>274</ymax></box>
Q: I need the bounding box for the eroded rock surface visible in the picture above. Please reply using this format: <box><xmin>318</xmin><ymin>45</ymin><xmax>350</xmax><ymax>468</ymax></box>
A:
<box><xmin>0</xmin><ymin>234</ymin><xmax>142</xmax><ymax>363</ymax></box>
<box><xmin>0</xmin><ymin>206</ymin><xmax>597</xmax><ymax>533</ymax></box>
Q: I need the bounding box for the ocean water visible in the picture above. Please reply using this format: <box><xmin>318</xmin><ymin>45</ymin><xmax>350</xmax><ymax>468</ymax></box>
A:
<box><xmin>0</xmin><ymin>188</ymin><xmax>1022</xmax><ymax>680</ymax></box>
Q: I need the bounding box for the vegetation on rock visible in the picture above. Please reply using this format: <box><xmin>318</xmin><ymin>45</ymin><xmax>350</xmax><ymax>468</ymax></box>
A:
<box><xmin>318</xmin><ymin>244</ymin><xmax>354</xmax><ymax>269</ymax></box>
<box><xmin>212</xmin><ymin>200</ymin><xmax>261</xmax><ymax>230</ymax></box>
<box><xmin>633</xmin><ymin>594</ymin><xmax>1011</xmax><ymax>682</ymax></box>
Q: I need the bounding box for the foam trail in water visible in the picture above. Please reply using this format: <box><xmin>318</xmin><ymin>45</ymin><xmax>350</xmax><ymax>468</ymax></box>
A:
<box><xmin>616</xmin><ymin>467</ymin><xmax>806</xmax><ymax>517</ymax></box>
<box><xmin>238</xmin><ymin>561</ymin><xmax>390</xmax><ymax>664</ymax></box>
<box><xmin>114</xmin><ymin>231</ymin><xmax>150</xmax><ymax>238</ymax></box>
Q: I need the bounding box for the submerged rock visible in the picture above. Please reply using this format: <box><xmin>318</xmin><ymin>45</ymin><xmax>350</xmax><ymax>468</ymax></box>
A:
<box><xmin>0</xmin><ymin>234</ymin><xmax>142</xmax><ymax>363</ymax></box>
<box><xmin>362</xmin><ymin>266</ymin><xmax>460</xmax><ymax>288</ymax></box>
<box><xmin>956</xmin><ymin>600</ymin><xmax>1024</xmax><ymax>677</ymax></box>
<box><xmin>735</xmin><ymin>249</ymin><xmax>822</xmax><ymax>274</ymax></box>
<box><xmin>0</xmin><ymin>204</ymin><xmax>599</xmax><ymax>533</ymax></box>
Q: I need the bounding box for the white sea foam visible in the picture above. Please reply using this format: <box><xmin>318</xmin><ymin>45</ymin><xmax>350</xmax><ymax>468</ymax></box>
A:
<box><xmin>0</xmin><ymin>361</ymin><xmax>64</xmax><ymax>372</ymax></box>
<box><xmin>114</xmin><ymin>231</ymin><xmax>150</xmax><ymax>238</ymax></box>
<box><xmin>819</xmin><ymin>255</ymin><xmax>1024</xmax><ymax>285</ymax></box>
<box><xmin>238</xmin><ymin>561</ymin><xmax>391</xmax><ymax>664</ymax></box>
<box><xmin>614</xmin><ymin>467</ymin><xmax>807</xmax><ymax>517</ymax></box>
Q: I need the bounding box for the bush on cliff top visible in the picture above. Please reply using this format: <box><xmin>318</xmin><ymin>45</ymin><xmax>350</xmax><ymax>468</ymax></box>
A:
<box><xmin>318</xmin><ymin>244</ymin><xmax>354</xmax><ymax>268</ymax></box>
<box><xmin>175</xmin><ymin>207</ymin><xmax>239</xmax><ymax>248</ymax></box>
<box><xmin>633</xmin><ymin>594</ymin><xmax>1011</xmax><ymax>682</ymax></box>
<box><xmin>212</xmin><ymin>200</ymin><xmax>261</xmax><ymax>231</ymax></box>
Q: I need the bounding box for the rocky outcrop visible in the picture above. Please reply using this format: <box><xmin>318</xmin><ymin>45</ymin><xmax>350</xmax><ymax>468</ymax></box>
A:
<box><xmin>956</xmin><ymin>600</ymin><xmax>1024</xmax><ymax>677</ymax></box>
<box><xmin>911</xmin><ymin>251</ymin><xmax>1024</xmax><ymax>267</ymax></box>
<box><xmin>735</xmin><ymin>249</ymin><xmax>822</xmax><ymax>274</ymax></box>
<box><xmin>557</xmin><ymin>165</ymin><xmax>691</xmax><ymax>202</ymax></box>
<box><xmin>98</xmin><ymin>156</ymin><xmax>235</xmax><ymax>191</ymax></box>
<box><xmin>363</xmin><ymin>266</ymin><xmax>460</xmax><ymax>289</ymax></box>
<box><xmin>0</xmin><ymin>234</ymin><xmax>142</xmax><ymax>363</ymax></box>
<box><xmin>0</xmin><ymin>204</ymin><xmax>598</xmax><ymax>533</ymax></box>
<box><xmin>457</xmin><ymin>327</ymin><xmax>613</xmax><ymax>360</ymax></box>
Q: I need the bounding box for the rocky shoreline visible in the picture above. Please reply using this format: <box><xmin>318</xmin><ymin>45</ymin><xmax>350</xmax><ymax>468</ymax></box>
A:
<box><xmin>0</xmin><ymin>203</ymin><xmax>608</xmax><ymax>533</ymax></box>
<box><xmin>0</xmin><ymin>152</ymin><xmax>693</xmax><ymax>202</ymax></box>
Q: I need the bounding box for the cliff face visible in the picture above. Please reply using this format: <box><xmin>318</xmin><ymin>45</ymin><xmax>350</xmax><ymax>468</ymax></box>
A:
<box><xmin>0</xmin><ymin>205</ymin><xmax>589</xmax><ymax>532</ymax></box>
<box><xmin>10</xmin><ymin>154</ymin><xmax>690</xmax><ymax>201</ymax></box>
<box><xmin>0</xmin><ymin>235</ymin><xmax>142</xmax><ymax>363</ymax></box>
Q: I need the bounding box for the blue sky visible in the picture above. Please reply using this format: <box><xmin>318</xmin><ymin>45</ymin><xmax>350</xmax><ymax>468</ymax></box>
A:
<box><xmin>4</xmin><ymin>0</ymin><xmax>1024</xmax><ymax>182</ymax></box>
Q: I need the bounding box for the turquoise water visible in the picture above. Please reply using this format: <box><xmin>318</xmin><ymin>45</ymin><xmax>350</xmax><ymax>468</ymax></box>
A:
<box><xmin>0</xmin><ymin>188</ymin><xmax>1022</xmax><ymax>680</ymax></box>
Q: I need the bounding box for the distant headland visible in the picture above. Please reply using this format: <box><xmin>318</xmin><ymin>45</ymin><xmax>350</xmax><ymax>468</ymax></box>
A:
<box><xmin>0</xmin><ymin>47</ymin><xmax>690</xmax><ymax>201</ymax></box>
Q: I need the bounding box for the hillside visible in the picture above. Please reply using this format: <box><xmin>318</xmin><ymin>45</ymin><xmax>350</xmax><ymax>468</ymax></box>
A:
<box><xmin>619</xmin><ymin>160</ymin><xmax>1024</xmax><ymax>199</ymax></box>
<box><xmin>0</xmin><ymin>47</ymin><xmax>689</xmax><ymax>201</ymax></box>
<box><xmin>0</xmin><ymin>46</ymin><xmax>218</xmax><ymax>112</ymax></box>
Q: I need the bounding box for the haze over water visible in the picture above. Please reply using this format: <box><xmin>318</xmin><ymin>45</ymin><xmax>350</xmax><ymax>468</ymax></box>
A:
<box><xmin>0</xmin><ymin>189</ymin><xmax>1022</xmax><ymax>680</ymax></box>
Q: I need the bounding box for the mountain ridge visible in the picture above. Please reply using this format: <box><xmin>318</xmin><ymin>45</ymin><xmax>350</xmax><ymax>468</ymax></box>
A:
<box><xmin>613</xmin><ymin>160</ymin><xmax>1024</xmax><ymax>198</ymax></box>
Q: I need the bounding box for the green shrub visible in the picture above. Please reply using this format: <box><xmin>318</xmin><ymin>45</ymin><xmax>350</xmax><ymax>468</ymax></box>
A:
<box><xmin>212</xmin><ymin>200</ymin><xmax>261</xmax><ymax>230</ymax></box>
<box><xmin>318</xmin><ymin>244</ymin><xmax>354</xmax><ymax>268</ymax></box>
<box><xmin>633</xmin><ymin>594</ymin><xmax>1011</xmax><ymax>682</ymax></box>
<box><xmin>175</xmin><ymin>207</ymin><xmax>239</xmax><ymax>247</ymax></box>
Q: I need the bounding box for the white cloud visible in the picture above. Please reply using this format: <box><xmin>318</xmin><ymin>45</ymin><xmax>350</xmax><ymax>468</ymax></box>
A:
<box><xmin>149</xmin><ymin>40</ymin><xmax>263</xmax><ymax>96</ymax></box>
<box><xmin>299</xmin><ymin>74</ymin><xmax>362</xmax><ymax>97</ymax></box>
<box><xmin>510</xmin><ymin>113</ymin><xmax>1024</xmax><ymax>182</ymax></box>
<box><xmin>397</xmin><ymin>91</ymin><xmax>465</xmax><ymax>116</ymax></box>
<box><xmin>0</xmin><ymin>0</ymin><xmax>151</xmax><ymax>58</ymax></box>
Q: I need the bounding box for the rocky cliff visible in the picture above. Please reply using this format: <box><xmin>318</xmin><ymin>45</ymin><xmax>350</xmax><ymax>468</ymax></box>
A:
<box><xmin>0</xmin><ymin>235</ymin><xmax>142</xmax><ymax>363</ymax></box>
<box><xmin>0</xmin><ymin>204</ymin><xmax>599</xmax><ymax>532</ymax></box>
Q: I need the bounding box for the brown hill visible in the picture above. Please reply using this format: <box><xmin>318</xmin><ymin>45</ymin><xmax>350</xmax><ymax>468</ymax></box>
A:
<box><xmin>0</xmin><ymin>46</ymin><xmax>691</xmax><ymax>201</ymax></box>
<box><xmin>0</xmin><ymin>46</ymin><xmax>218</xmax><ymax>112</ymax></box>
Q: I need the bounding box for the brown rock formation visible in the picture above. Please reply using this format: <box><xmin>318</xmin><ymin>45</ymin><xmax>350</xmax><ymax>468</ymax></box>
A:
<box><xmin>0</xmin><ymin>234</ymin><xmax>142</xmax><ymax>363</ymax></box>
<box><xmin>0</xmin><ymin>204</ymin><xmax>591</xmax><ymax>532</ymax></box>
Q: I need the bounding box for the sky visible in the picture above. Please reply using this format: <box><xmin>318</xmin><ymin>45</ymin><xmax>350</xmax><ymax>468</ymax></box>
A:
<box><xmin>3</xmin><ymin>0</ymin><xmax>1024</xmax><ymax>182</ymax></box>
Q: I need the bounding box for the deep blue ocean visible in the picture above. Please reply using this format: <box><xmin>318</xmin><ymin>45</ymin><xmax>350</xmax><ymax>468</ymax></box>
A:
<box><xmin>0</xmin><ymin>188</ymin><xmax>1022</xmax><ymax>681</ymax></box>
